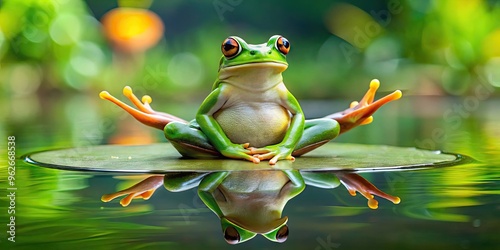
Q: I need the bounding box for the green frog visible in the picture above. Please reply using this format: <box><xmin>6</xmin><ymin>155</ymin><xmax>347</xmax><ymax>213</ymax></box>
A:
<box><xmin>99</xmin><ymin>35</ymin><xmax>402</xmax><ymax>164</ymax></box>
<box><xmin>101</xmin><ymin>170</ymin><xmax>400</xmax><ymax>244</ymax></box>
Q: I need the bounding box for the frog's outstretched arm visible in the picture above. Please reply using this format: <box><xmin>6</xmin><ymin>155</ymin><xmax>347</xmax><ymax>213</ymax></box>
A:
<box><xmin>100</xmin><ymin>86</ymin><xmax>187</xmax><ymax>130</ymax></box>
<box><xmin>101</xmin><ymin>175</ymin><xmax>164</xmax><ymax>206</ymax></box>
<box><xmin>337</xmin><ymin>172</ymin><xmax>400</xmax><ymax>209</ymax></box>
<box><xmin>325</xmin><ymin>79</ymin><xmax>402</xmax><ymax>134</ymax></box>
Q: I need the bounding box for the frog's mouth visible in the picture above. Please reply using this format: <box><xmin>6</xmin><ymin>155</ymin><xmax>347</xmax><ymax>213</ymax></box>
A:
<box><xmin>220</xmin><ymin>61</ymin><xmax>288</xmax><ymax>71</ymax></box>
<box><xmin>218</xmin><ymin>62</ymin><xmax>288</xmax><ymax>91</ymax></box>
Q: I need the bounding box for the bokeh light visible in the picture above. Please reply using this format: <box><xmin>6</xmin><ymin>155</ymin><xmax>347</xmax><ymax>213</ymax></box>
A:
<box><xmin>50</xmin><ymin>13</ymin><xmax>82</xmax><ymax>45</ymax></box>
<box><xmin>167</xmin><ymin>52</ymin><xmax>204</xmax><ymax>87</ymax></box>
<box><xmin>101</xmin><ymin>7</ymin><xmax>164</xmax><ymax>53</ymax></box>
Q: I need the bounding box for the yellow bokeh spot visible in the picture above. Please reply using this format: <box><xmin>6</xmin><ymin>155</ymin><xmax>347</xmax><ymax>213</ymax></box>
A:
<box><xmin>483</xmin><ymin>29</ymin><xmax>500</xmax><ymax>58</ymax></box>
<box><xmin>116</xmin><ymin>14</ymin><xmax>150</xmax><ymax>40</ymax></box>
<box><xmin>324</xmin><ymin>3</ymin><xmax>382</xmax><ymax>49</ymax></box>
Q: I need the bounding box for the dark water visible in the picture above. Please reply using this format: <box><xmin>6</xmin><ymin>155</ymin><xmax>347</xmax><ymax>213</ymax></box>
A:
<box><xmin>1</xmin><ymin>96</ymin><xmax>499</xmax><ymax>249</ymax></box>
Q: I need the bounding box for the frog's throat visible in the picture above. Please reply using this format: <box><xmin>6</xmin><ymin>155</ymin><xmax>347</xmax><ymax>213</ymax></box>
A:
<box><xmin>218</xmin><ymin>62</ymin><xmax>288</xmax><ymax>92</ymax></box>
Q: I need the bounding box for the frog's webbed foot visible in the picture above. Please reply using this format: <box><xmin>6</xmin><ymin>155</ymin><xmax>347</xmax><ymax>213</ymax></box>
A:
<box><xmin>325</xmin><ymin>79</ymin><xmax>402</xmax><ymax>134</ymax></box>
<box><xmin>337</xmin><ymin>172</ymin><xmax>400</xmax><ymax>209</ymax></box>
<box><xmin>101</xmin><ymin>175</ymin><xmax>164</xmax><ymax>207</ymax></box>
<box><xmin>100</xmin><ymin>86</ymin><xmax>187</xmax><ymax>130</ymax></box>
<box><xmin>249</xmin><ymin>146</ymin><xmax>295</xmax><ymax>165</ymax></box>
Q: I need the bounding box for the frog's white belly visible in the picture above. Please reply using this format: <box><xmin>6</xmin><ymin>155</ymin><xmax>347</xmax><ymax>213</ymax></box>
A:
<box><xmin>214</xmin><ymin>102</ymin><xmax>290</xmax><ymax>147</ymax></box>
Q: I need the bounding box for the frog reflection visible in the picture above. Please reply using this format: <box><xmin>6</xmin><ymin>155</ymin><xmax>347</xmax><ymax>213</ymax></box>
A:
<box><xmin>102</xmin><ymin>170</ymin><xmax>400</xmax><ymax>244</ymax></box>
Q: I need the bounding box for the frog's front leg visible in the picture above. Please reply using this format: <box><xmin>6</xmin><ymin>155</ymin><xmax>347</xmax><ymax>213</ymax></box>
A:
<box><xmin>325</xmin><ymin>79</ymin><xmax>402</xmax><ymax>134</ymax></box>
<box><xmin>196</xmin><ymin>86</ymin><xmax>260</xmax><ymax>163</ymax></box>
<box><xmin>99</xmin><ymin>86</ymin><xmax>187</xmax><ymax>130</ymax></box>
<box><xmin>101</xmin><ymin>175</ymin><xmax>164</xmax><ymax>206</ymax></box>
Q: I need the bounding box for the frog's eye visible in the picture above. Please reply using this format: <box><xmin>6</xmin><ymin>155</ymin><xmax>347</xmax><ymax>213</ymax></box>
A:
<box><xmin>276</xmin><ymin>37</ymin><xmax>290</xmax><ymax>55</ymax></box>
<box><xmin>221</xmin><ymin>38</ymin><xmax>241</xmax><ymax>58</ymax></box>
<box><xmin>275</xmin><ymin>225</ymin><xmax>289</xmax><ymax>243</ymax></box>
<box><xmin>223</xmin><ymin>226</ymin><xmax>240</xmax><ymax>244</ymax></box>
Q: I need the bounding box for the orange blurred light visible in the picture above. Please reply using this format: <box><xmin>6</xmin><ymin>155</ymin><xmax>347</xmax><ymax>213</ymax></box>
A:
<box><xmin>101</xmin><ymin>7</ymin><xmax>164</xmax><ymax>53</ymax></box>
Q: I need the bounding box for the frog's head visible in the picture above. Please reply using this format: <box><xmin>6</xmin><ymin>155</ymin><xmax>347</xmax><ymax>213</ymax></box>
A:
<box><xmin>220</xmin><ymin>216</ymin><xmax>289</xmax><ymax>244</ymax></box>
<box><xmin>216</xmin><ymin>35</ymin><xmax>290</xmax><ymax>90</ymax></box>
<box><xmin>218</xmin><ymin>35</ymin><xmax>289</xmax><ymax>71</ymax></box>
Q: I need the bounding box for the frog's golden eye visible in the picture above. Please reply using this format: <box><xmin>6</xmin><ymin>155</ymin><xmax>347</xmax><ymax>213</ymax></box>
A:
<box><xmin>275</xmin><ymin>225</ymin><xmax>289</xmax><ymax>243</ymax></box>
<box><xmin>224</xmin><ymin>226</ymin><xmax>240</xmax><ymax>244</ymax></box>
<box><xmin>221</xmin><ymin>38</ymin><xmax>241</xmax><ymax>58</ymax></box>
<box><xmin>276</xmin><ymin>37</ymin><xmax>290</xmax><ymax>55</ymax></box>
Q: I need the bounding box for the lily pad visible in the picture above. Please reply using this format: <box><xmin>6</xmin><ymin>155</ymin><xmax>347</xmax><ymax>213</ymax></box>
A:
<box><xmin>24</xmin><ymin>143</ymin><xmax>470</xmax><ymax>173</ymax></box>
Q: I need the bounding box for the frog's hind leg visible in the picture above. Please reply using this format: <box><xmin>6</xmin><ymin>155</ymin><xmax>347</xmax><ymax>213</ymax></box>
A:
<box><xmin>122</xmin><ymin>86</ymin><xmax>186</xmax><ymax>123</ymax></box>
<box><xmin>292</xmin><ymin>119</ymin><xmax>340</xmax><ymax>157</ymax></box>
<box><xmin>164</xmin><ymin>121</ymin><xmax>221</xmax><ymax>158</ymax></box>
<box><xmin>325</xmin><ymin>79</ymin><xmax>402</xmax><ymax>134</ymax></box>
<box><xmin>100</xmin><ymin>86</ymin><xmax>187</xmax><ymax>130</ymax></box>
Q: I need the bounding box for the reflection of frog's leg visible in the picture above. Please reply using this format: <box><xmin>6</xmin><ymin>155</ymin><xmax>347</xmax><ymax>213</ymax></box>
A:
<box><xmin>292</xmin><ymin>119</ymin><xmax>340</xmax><ymax>157</ymax></box>
<box><xmin>164</xmin><ymin>120</ymin><xmax>221</xmax><ymax>158</ymax></box>
<box><xmin>300</xmin><ymin>171</ymin><xmax>341</xmax><ymax>189</ymax></box>
<box><xmin>101</xmin><ymin>175</ymin><xmax>164</xmax><ymax>207</ymax></box>
<box><xmin>163</xmin><ymin>172</ymin><xmax>211</xmax><ymax>192</ymax></box>
<box><xmin>337</xmin><ymin>173</ymin><xmax>401</xmax><ymax>209</ymax></box>
<box><xmin>198</xmin><ymin>172</ymin><xmax>231</xmax><ymax>217</ymax></box>
<box><xmin>281</xmin><ymin>170</ymin><xmax>306</xmax><ymax>197</ymax></box>
<box><xmin>325</xmin><ymin>79</ymin><xmax>402</xmax><ymax>134</ymax></box>
<box><xmin>99</xmin><ymin>86</ymin><xmax>187</xmax><ymax>130</ymax></box>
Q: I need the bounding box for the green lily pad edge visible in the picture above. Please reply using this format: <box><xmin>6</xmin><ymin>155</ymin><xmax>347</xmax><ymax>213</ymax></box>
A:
<box><xmin>24</xmin><ymin>143</ymin><xmax>472</xmax><ymax>173</ymax></box>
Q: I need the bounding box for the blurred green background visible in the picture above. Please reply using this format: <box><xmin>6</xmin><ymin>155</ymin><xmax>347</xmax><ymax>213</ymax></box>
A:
<box><xmin>2</xmin><ymin>0</ymin><xmax>500</xmax><ymax>148</ymax></box>
<box><xmin>2</xmin><ymin>0</ymin><xmax>500</xmax><ymax>97</ymax></box>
